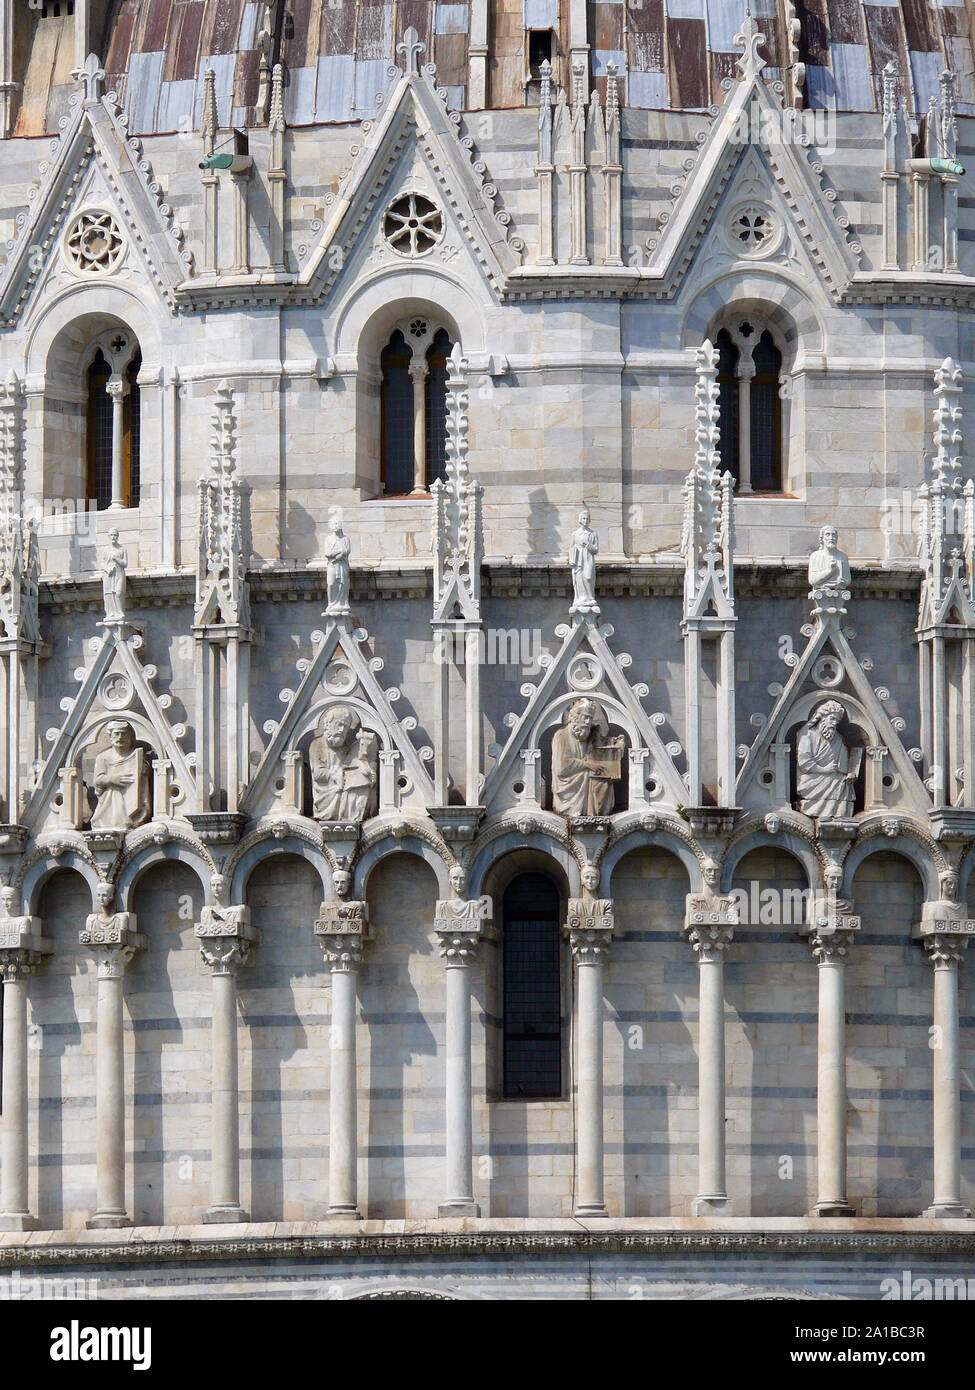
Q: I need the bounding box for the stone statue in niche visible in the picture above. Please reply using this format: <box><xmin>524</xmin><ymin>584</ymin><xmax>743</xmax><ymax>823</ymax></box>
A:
<box><xmin>324</xmin><ymin>514</ymin><xmax>351</xmax><ymax>616</ymax></box>
<box><xmin>101</xmin><ymin>528</ymin><xmax>127</xmax><ymax>623</ymax></box>
<box><xmin>551</xmin><ymin>697</ymin><xmax>623</xmax><ymax>817</ymax></box>
<box><xmin>796</xmin><ymin>700</ymin><xmax>860</xmax><ymax>820</ymax></box>
<box><xmin>90</xmin><ymin>720</ymin><xmax>151</xmax><ymax>831</ymax></box>
<box><xmin>808</xmin><ymin>525</ymin><xmax>851</xmax><ymax>613</ymax></box>
<box><xmin>309</xmin><ymin>704</ymin><xmax>378</xmax><ymax>822</ymax></box>
<box><xmin>569</xmin><ymin>507</ymin><xmax>599</xmax><ymax>614</ymax></box>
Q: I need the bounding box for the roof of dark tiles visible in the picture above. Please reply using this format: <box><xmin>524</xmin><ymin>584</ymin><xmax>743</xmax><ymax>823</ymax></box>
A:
<box><xmin>10</xmin><ymin>0</ymin><xmax>975</xmax><ymax>136</ymax></box>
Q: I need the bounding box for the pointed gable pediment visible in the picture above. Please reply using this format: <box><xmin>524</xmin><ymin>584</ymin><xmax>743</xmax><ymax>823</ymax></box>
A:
<box><xmin>241</xmin><ymin>613</ymin><xmax>435</xmax><ymax>819</ymax></box>
<box><xmin>297</xmin><ymin>29</ymin><xmax>523</xmax><ymax>301</ymax></box>
<box><xmin>23</xmin><ymin>621</ymin><xmax>197</xmax><ymax>835</ymax></box>
<box><xmin>736</xmin><ymin>615</ymin><xmax>929</xmax><ymax>817</ymax></box>
<box><xmin>0</xmin><ymin>55</ymin><xmax>192</xmax><ymax>326</ymax></box>
<box><xmin>481</xmin><ymin>613</ymin><xmax>687</xmax><ymax>815</ymax></box>
<box><xmin>647</xmin><ymin>18</ymin><xmax>860</xmax><ymax>302</ymax></box>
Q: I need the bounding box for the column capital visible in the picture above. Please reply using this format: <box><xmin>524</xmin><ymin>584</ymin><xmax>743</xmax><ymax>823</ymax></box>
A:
<box><xmin>0</xmin><ymin>916</ymin><xmax>51</xmax><ymax>976</ymax></box>
<box><xmin>803</xmin><ymin>897</ymin><xmax>860</xmax><ymax>961</ymax></box>
<box><xmin>924</xmin><ymin>933</ymin><xmax>970</xmax><ymax>968</ymax></box>
<box><xmin>80</xmin><ymin>911</ymin><xmax>144</xmax><ymax>973</ymax></box>
<box><xmin>316</xmin><ymin>899</ymin><xmax>369</xmax><ymax>971</ymax></box>
<box><xmin>196</xmin><ymin>904</ymin><xmax>256</xmax><ymax>975</ymax></box>
<box><xmin>435</xmin><ymin>896</ymin><xmax>491</xmax><ymax>965</ymax></box>
<box><xmin>684</xmin><ymin>894</ymin><xmax>737</xmax><ymax>961</ymax></box>
<box><xmin>565</xmin><ymin>899</ymin><xmax>614</xmax><ymax>964</ymax></box>
<box><xmin>914</xmin><ymin>903</ymin><xmax>975</xmax><ymax>965</ymax></box>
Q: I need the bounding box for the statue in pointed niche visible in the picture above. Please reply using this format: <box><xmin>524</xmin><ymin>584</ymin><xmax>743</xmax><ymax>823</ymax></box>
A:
<box><xmin>324</xmin><ymin>514</ymin><xmax>351</xmax><ymax>616</ymax></box>
<box><xmin>551</xmin><ymin>697</ymin><xmax>624</xmax><ymax>817</ymax></box>
<box><xmin>796</xmin><ymin>700</ymin><xmax>860</xmax><ymax>820</ymax></box>
<box><xmin>569</xmin><ymin>507</ymin><xmax>599</xmax><ymax>614</ymax></box>
<box><xmin>808</xmin><ymin>525</ymin><xmax>851</xmax><ymax>615</ymax></box>
<box><xmin>101</xmin><ymin>528</ymin><xmax>127</xmax><ymax>623</ymax></box>
<box><xmin>309</xmin><ymin>704</ymin><xmax>378</xmax><ymax>822</ymax></box>
<box><xmin>90</xmin><ymin>719</ymin><xmax>151</xmax><ymax>831</ymax></box>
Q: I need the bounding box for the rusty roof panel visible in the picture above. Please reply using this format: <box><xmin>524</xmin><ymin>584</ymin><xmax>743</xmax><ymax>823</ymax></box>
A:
<box><xmin>355</xmin><ymin>0</ymin><xmax>392</xmax><ymax>61</ymax></box>
<box><xmin>901</xmin><ymin>0</ymin><xmax>940</xmax><ymax>47</ymax></box>
<box><xmin>322</xmin><ymin>0</ymin><xmax>358</xmax><ymax>54</ymax></box>
<box><xmin>433</xmin><ymin>30</ymin><xmax>468</xmax><ymax>88</ymax></box>
<box><xmin>205</xmin><ymin>0</ymin><xmax>245</xmax><ymax>56</ymax></box>
<box><xmin>167</xmin><ymin>1</ymin><xmax>207</xmax><ymax>82</ymax></box>
<box><xmin>825</xmin><ymin>0</ymin><xmax>866</xmax><ymax>44</ymax></box>
<box><xmin>593</xmin><ymin>2</ymin><xmax>624</xmax><ymax>56</ymax></box>
<box><xmin>668</xmin><ymin>15</ymin><xmax>709</xmax><ymax>107</ymax></box>
<box><xmin>800</xmin><ymin>0</ymin><xmax>833</xmax><ymax>65</ymax></box>
<box><xmin>627</xmin><ymin>0</ymin><xmax>665</xmax><ymax>70</ymax></box>
<box><xmin>862</xmin><ymin>3</ymin><xmax>905</xmax><ymax>87</ymax></box>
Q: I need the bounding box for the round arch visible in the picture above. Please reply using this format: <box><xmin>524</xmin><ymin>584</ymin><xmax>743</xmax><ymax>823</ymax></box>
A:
<box><xmin>680</xmin><ymin>270</ymin><xmax>825</xmax><ymax>357</ymax></box>
<box><xmin>720</xmin><ymin>830</ymin><xmax>820</xmax><ymax>895</ymax></box>
<box><xmin>24</xmin><ymin>280</ymin><xmax>164</xmax><ymax>382</ymax></box>
<box><xmin>228</xmin><ymin>833</ymin><xmax>332</xmax><ymax>903</ymax></box>
<box><xmin>356</xmin><ymin>834</ymin><xmax>451</xmax><ymax>900</ymax></box>
<box><xmin>603</xmin><ymin>826</ymin><xmax>701</xmax><ymax>893</ymax></box>
<box><xmin>467</xmin><ymin>828</ymin><xmax>579</xmax><ymax>901</ymax></box>
<box><xmin>116</xmin><ymin>840</ymin><xmax>213</xmax><ymax>910</ymax></box>
<box><xmin>843</xmin><ymin>835</ymin><xmax>937</xmax><ymax>902</ymax></box>
<box><xmin>333</xmin><ymin>265</ymin><xmax>489</xmax><ymax>364</ymax></box>
<box><xmin>21</xmin><ymin>851</ymin><xmax>101</xmax><ymax>916</ymax></box>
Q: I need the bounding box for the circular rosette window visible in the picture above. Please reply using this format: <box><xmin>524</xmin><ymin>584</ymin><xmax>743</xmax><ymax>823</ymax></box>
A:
<box><xmin>65</xmin><ymin>210</ymin><xmax>126</xmax><ymax>274</ymax></box>
<box><xmin>383</xmin><ymin>192</ymin><xmax>444</xmax><ymax>257</ymax></box>
<box><xmin>724</xmin><ymin>203</ymin><xmax>783</xmax><ymax>260</ymax></box>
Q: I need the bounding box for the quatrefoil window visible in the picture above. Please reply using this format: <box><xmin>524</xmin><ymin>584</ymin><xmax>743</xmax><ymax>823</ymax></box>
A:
<box><xmin>65</xmin><ymin>210</ymin><xmax>125</xmax><ymax>274</ymax></box>
<box><xmin>735</xmin><ymin>209</ymin><xmax>771</xmax><ymax>247</ymax></box>
<box><xmin>383</xmin><ymin>193</ymin><xmax>444</xmax><ymax>257</ymax></box>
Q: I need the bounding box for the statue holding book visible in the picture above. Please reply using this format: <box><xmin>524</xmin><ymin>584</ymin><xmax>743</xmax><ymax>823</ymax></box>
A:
<box><xmin>551</xmin><ymin>697</ymin><xmax>623</xmax><ymax>817</ymax></box>
<box><xmin>796</xmin><ymin>700</ymin><xmax>860</xmax><ymax>820</ymax></box>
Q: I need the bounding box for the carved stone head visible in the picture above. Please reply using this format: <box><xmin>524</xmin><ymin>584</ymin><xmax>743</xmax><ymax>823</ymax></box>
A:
<box><xmin>819</xmin><ymin>524</ymin><xmax>838</xmax><ymax>551</ymax></box>
<box><xmin>941</xmin><ymin>870</ymin><xmax>960</xmax><ymax>902</ymax></box>
<box><xmin>96</xmin><ymin>880</ymin><xmax>115</xmax><ymax>912</ymax></box>
<box><xmin>581</xmin><ymin>863</ymin><xmax>600</xmax><ymax>892</ymax></box>
<box><xmin>332</xmin><ymin>867</ymin><xmax>352</xmax><ymax>899</ymax></box>
<box><xmin>566</xmin><ymin>697</ymin><xmax>599</xmax><ymax>741</ymax></box>
<box><xmin>106</xmin><ymin>718</ymin><xmax>135</xmax><ymax>752</ymax></box>
<box><xmin>449</xmin><ymin>864</ymin><xmax>467</xmax><ymax>897</ymax></box>
<box><xmin>318</xmin><ymin>704</ymin><xmax>360</xmax><ymax>751</ymax></box>
<box><xmin>809</xmin><ymin>699</ymin><xmax>845</xmax><ymax>738</ymax></box>
<box><xmin>702</xmin><ymin>858</ymin><xmax>719</xmax><ymax>888</ymax></box>
<box><xmin>209</xmin><ymin>872</ymin><xmax>228</xmax><ymax>905</ymax></box>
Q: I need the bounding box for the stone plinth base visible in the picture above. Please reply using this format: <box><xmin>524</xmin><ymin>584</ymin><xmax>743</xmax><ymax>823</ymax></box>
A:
<box><xmin>438</xmin><ymin>1201</ymin><xmax>480</xmax><ymax>1218</ymax></box>
<box><xmin>86</xmin><ymin>1212</ymin><xmax>132</xmax><ymax>1229</ymax></box>
<box><xmin>692</xmin><ymin>1195</ymin><xmax>732</xmax><ymax>1216</ymax></box>
<box><xmin>0</xmin><ymin>1212</ymin><xmax>38</xmax><ymax>1232</ymax></box>
<box><xmin>326</xmin><ymin>1206</ymin><xmax>363</xmax><ymax>1220</ymax></box>
<box><xmin>924</xmin><ymin>1202</ymin><xmax>971</xmax><ymax>1219</ymax></box>
<box><xmin>814</xmin><ymin>1201</ymin><xmax>856</xmax><ymax>1217</ymax></box>
<box><xmin>203</xmin><ymin>1205</ymin><xmax>249</xmax><ymax>1224</ymax></box>
<box><xmin>572</xmin><ymin>1203</ymin><xmax>609</xmax><ymax>1217</ymax></box>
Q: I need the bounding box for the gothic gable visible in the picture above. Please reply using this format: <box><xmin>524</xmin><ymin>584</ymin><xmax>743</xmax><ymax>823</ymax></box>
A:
<box><xmin>480</xmin><ymin>612</ymin><xmax>687</xmax><ymax>816</ymax></box>
<box><xmin>646</xmin><ymin>17</ymin><xmax>860</xmax><ymax>302</ymax></box>
<box><xmin>241</xmin><ymin>614</ymin><xmax>435</xmax><ymax>820</ymax></box>
<box><xmin>0</xmin><ymin>56</ymin><xmax>191</xmax><ymax>327</ymax></box>
<box><xmin>297</xmin><ymin>29</ymin><xmax>523</xmax><ymax>302</ymax></box>
<box><xmin>23</xmin><ymin>622</ymin><xmax>197</xmax><ymax>836</ymax></box>
<box><xmin>736</xmin><ymin>612</ymin><xmax>929</xmax><ymax>818</ymax></box>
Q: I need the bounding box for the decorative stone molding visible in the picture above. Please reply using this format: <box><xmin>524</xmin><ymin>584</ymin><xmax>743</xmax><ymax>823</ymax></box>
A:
<box><xmin>565</xmin><ymin>898</ymin><xmax>614</xmax><ymax>963</ymax></box>
<box><xmin>684</xmin><ymin>894</ymin><xmax>737</xmax><ymax>960</ymax></box>
<box><xmin>196</xmin><ymin>904</ymin><xmax>256</xmax><ymax>975</ymax></box>
<box><xmin>315</xmin><ymin>899</ymin><xmax>370</xmax><ymax>970</ymax></box>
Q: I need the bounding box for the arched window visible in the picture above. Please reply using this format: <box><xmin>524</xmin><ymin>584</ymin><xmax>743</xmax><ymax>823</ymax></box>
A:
<box><xmin>712</xmin><ymin>319</ymin><xmax>785</xmax><ymax>493</ymax></box>
<box><xmin>502</xmin><ymin>872</ymin><xmax>563</xmax><ymax>1099</ymax></box>
<box><xmin>380</xmin><ymin>318</ymin><xmax>453</xmax><ymax>495</ymax></box>
<box><xmin>85</xmin><ymin>332</ymin><xmax>141</xmax><ymax>510</ymax></box>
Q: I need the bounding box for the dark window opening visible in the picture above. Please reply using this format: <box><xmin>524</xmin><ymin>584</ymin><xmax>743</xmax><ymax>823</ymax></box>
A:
<box><xmin>87</xmin><ymin>349</ymin><xmax>113</xmax><ymax>511</ymax></box>
<box><xmin>425</xmin><ymin>327</ymin><xmax>451</xmax><ymax>489</ymax></box>
<box><xmin>528</xmin><ymin>29</ymin><xmax>554</xmax><ymax>79</ymax></box>
<box><xmin>124</xmin><ymin>351</ymin><xmax>141</xmax><ymax>508</ymax></box>
<box><xmin>380</xmin><ymin>329</ymin><xmax>415</xmax><ymax>496</ymax></box>
<box><xmin>502</xmin><ymin>872</ymin><xmax>563</xmax><ymax>1100</ymax></box>
<box><xmin>750</xmin><ymin>330</ymin><xmax>783</xmax><ymax>492</ymax></box>
<box><xmin>715</xmin><ymin>328</ymin><xmax>740</xmax><ymax>483</ymax></box>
